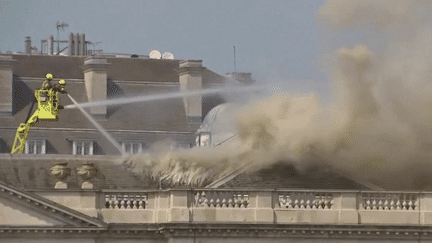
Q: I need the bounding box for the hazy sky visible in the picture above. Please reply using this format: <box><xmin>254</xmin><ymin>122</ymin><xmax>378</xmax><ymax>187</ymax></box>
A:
<box><xmin>0</xmin><ymin>0</ymin><xmax>329</xmax><ymax>97</ymax></box>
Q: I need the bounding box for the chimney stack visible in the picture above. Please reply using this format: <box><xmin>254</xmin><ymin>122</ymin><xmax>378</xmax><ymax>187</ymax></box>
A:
<box><xmin>25</xmin><ymin>36</ymin><xmax>31</xmax><ymax>55</ymax></box>
<box><xmin>79</xmin><ymin>33</ymin><xmax>85</xmax><ymax>56</ymax></box>
<box><xmin>81</xmin><ymin>57</ymin><xmax>110</xmax><ymax>119</ymax></box>
<box><xmin>74</xmin><ymin>33</ymin><xmax>79</xmax><ymax>56</ymax></box>
<box><xmin>178</xmin><ymin>60</ymin><xmax>205</xmax><ymax>123</ymax></box>
<box><xmin>47</xmin><ymin>35</ymin><xmax>54</xmax><ymax>55</ymax></box>
<box><xmin>68</xmin><ymin>33</ymin><xmax>74</xmax><ymax>56</ymax></box>
<box><xmin>0</xmin><ymin>56</ymin><xmax>16</xmax><ymax>117</ymax></box>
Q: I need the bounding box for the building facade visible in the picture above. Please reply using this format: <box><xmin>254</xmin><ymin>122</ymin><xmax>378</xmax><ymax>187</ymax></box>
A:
<box><xmin>2</xmin><ymin>41</ymin><xmax>432</xmax><ymax>242</ymax></box>
<box><xmin>1</xmin><ymin>154</ymin><xmax>432</xmax><ymax>242</ymax></box>
<box><xmin>0</xmin><ymin>53</ymin><xmax>233</xmax><ymax>155</ymax></box>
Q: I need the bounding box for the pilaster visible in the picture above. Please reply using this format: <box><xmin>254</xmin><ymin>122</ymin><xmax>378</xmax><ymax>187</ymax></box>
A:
<box><xmin>334</xmin><ymin>192</ymin><xmax>359</xmax><ymax>224</ymax></box>
<box><xmin>168</xmin><ymin>190</ymin><xmax>190</xmax><ymax>223</ymax></box>
<box><xmin>251</xmin><ymin>191</ymin><xmax>274</xmax><ymax>223</ymax></box>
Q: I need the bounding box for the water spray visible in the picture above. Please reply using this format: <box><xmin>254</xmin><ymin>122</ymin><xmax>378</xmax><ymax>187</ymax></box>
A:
<box><xmin>64</xmin><ymin>84</ymin><xmax>285</xmax><ymax>109</ymax></box>
<box><xmin>67</xmin><ymin>94</ymin><xmax>125</xmax><ymax>155</ymax></box>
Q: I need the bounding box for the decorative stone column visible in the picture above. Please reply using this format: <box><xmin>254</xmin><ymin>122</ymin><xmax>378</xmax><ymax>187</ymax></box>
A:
<box><xmin>178</xmin><ymin>60</ymin><xmax>205</xmax><ymax>123</ymax></box>
<box><xmin>81</xmin><ymin>57</ymin><xmax>110</xmax><ymax>119</ymax></box>
<box><xmin>0</xmin><ymin>56</ymin><xmax>16</xmax><ymax>117</ymax></box>
<box><xmin>50</xmin><ymin>162</ymin><xmax>71</xmax><ymax>189</ymax></box>
<box><xmin>77</xmin><ymin>162</ymin><xmax>97</xmax><ymax>189</ymax></box>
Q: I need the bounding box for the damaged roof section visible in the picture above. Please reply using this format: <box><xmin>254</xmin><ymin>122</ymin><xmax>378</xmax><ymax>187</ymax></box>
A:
<box><xmin>210</xmin><ymin>162</ymin><xmax>380</xmax><ymax>190</ymax></box>
<box><xmin>0</xmin><ymin>155</ymin><xmax>379</xmax><ymax>191</ymax></box>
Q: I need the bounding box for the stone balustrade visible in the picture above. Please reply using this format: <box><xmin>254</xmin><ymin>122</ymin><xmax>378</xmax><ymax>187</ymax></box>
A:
<box><xmin>361</xmin><ymin>192</ymin><xmax>417</xmax><ymax>210</ymax></box>
<box><xmin>194</xmin><ymin>191</ymin><xmax>249</xmax><ymax>208</ymax></box>
<box><xmin>104</xmin><ymin>192</ymin><xmax>147</xmax><ymax>209</ymax></box>
<box><xmin>278</xmin><ymin>192</ymin><xmax>333</xmax><ymax>209</ymax></box>
<box><xmin>33</xmin><ymin>189</ymin><xmax>432</xmax><ymax>225</ymax></box>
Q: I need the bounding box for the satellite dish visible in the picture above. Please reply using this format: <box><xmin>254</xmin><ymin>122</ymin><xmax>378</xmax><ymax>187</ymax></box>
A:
<box><xmin>162</xmin><ymin>52</ymin><xmax>174</xmax><ymax>60</ymax></box>
<box><xmin>149</xmin><ymin>50</ymin><xmax>161</xmax><ymax>59</ymax></box>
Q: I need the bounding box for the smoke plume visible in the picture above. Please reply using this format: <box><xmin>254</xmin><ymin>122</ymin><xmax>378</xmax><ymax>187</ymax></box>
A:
<box><xmin>317</xmin><ymin>0</ymin><xmax>430</xmax><ymax>30</ymax></box>
<box><xmin>123</xmin><ymin>0</ymin><xmax>432</xmax><ymax>190</ymax></box>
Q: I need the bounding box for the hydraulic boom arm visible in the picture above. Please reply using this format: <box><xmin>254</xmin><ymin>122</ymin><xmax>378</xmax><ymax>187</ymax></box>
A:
<box><xmin>11</xmin><ymin>80</ymin><xmax>66</xmax><ymax>154</ymax></box>
<box><xmin>10</xmin><ymin>116</ymin><xmax>37</xmax><ymax>154</ymax></box>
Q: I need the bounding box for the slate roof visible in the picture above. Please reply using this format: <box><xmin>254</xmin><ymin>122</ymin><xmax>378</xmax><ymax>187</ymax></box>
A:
<box><xmin>0</xmin><ymin>155</ymin><xmax>374</xmax><ymax>190</ymax></box>
<box><xmin>0</xmin><ymin>55</ymin><xmax>211</xmax><ymax>155</ymax></box>
<box><xmin>5</xmin><ymin>56</ymin><xmax>200</xmax><ymax>133</ymax></box>
<box><xmin>0</xmin><ymin>55</ymin><xmax>374</xmax><ymax>191</ymax></box>
<box><xmin>0</xmin><ymin>154</ymin><xmax>159</xmax><ymax>190</ymax></box>
<box><xmin>10</xmin><ymin>55</ymin><xmax>180</xmax><ymax>82</ymax></box>
<box><xmin>216</xmin><ymin>162</ymin><xmax>373</xmax><ymax>190</ymax></box>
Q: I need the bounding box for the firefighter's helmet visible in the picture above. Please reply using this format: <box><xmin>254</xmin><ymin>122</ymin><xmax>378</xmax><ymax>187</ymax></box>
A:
<box><xmin>59</xmin><ymin>79</ymin><xmax>66</xmax><ymax>85</ymax></box>
<box><xmin>46</xmin><ymin>73</ymin><xmax>53</xmax><ymax>80</ymax></box>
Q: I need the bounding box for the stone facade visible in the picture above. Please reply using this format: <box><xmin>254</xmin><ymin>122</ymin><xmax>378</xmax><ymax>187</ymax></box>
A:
<box><xmin>3</xmin><ymin>176</ymin><xmax>432</xmax><ymax>242</ymax></box>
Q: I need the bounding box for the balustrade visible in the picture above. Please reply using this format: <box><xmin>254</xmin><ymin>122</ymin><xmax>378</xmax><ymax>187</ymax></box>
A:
<box><xmin>361</xmin><ymin>193</ymin><xmax>417</xmax><ymax>211</ymax></box>
<box><xmin>96</xmin><ymin>190</ymin><xmax>431</xmax><ymax>225</ymax></box>
<box><xmin>278</xmin><ymin>192</ymin><xmax>333</xmax><ymax>209</ymax></box>
<box><xmin>104</xmin><ymin>192</ymin><xmax>147</xmax><ymax>209</ymax></box>
<box><xmin>194</xmin><ymin>191</ymin><xmax>249</xmax><ymax>208</ymax></box>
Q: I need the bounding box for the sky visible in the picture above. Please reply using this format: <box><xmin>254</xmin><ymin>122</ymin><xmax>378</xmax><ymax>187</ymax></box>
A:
<box><xmin>0</xmin><ymin>0</ymin><xmax>328</xmax><ymax>98</ymax></box>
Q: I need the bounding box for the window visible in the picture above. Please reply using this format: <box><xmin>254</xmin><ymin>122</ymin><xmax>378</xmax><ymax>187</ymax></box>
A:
<box><xmin>196</xmin><ymin>132</ymin><xmax>211</xmax><ymax>146</ymax></box>
<box><xmin>73</xmin><ymin>141</ymin><xmax>94</xmax><ymax>155</ymax></box>
<box><xmin>122</xmin><ymin>142</ymin><xmax>143</xmax><ymax>154</ymax></box>
<box><xmin>25</xmin><ymin>139</ymin><xmax>46</xmax><ymax>154</ymax></box>
<box><xmin>170</xmin><ymin>141</ymin><xmax>192</xmax><ymax>150</ymax></box>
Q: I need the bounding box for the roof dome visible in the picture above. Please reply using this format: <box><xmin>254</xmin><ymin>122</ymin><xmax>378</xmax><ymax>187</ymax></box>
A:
<box><xmin>202</xmin><ymin>103</ymin><xmax>231</xmax><ymax>127</ymax></box>
<box><xmin>198</xmin><ymin>103</ymin><xmax>237</xmax><ymax>147</ymax></box>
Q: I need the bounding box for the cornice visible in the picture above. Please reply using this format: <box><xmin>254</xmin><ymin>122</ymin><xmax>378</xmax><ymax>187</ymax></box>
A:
<box><xmin>0</xmin><ymin>227</ymin><xmax>104</xmax><ymax>234</ymax></box>
<box><xmin>2</xmin><ymin>223</ymin><xmax>432</xmax><ymax>239</ymax></box>
<box><xmin>0</xmin><ymin>56</ymin><xmax>17</xmax><ymax>68</ymax></box>
<box><xmin>153</xmin><ymin>223</ymin><xmax>432</xmax><ymax>240</ymax></box>
<box><xmin>15</xmin><ymin>77</ymin><xmax>180</xmax><ymax>85</ymax></box>
<box><xmin>81</xmin><ymin>64</ymin><xmax>111</xmax><ymax>73</ymax></box>
<box><xmin>0</xmin><ymin>126</ymin><xmax>196</xmax><ymax>135</ymax></box>
<box><xmin>178</xmin><ymin>66</ymin><xmax>205</xmax><ymax>76</ymax></box>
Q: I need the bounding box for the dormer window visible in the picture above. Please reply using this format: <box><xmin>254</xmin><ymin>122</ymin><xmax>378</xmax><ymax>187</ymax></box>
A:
<box><xmin>121</xmin><ymin>141</ymin><xmax>143</xmax><ymax>154</ymax></box>
<box><xmin>72</xmin><ymin>141</ymin><xmax>94</xmax><ymax>155</ymax></box>
<box><xmin>25</xmin><ymin>139</ymin><xmax>46</xmax><ymax>154</ymax></box>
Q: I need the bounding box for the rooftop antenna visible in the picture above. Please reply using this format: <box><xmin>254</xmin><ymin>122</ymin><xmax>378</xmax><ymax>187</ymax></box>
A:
<box><xmin>233</xmin><ymin>45</ymin><xmax>236</xmax><ymax>72</ymax></box>
<box><xmin>90</xmin><ymin>41</ymin><xmax>102</xmax><ymax>55</ymax></box>
<box><xmin>56</xmin><ymin>21</ymin><xmax>69</xmax><ymax>54</ymax></box>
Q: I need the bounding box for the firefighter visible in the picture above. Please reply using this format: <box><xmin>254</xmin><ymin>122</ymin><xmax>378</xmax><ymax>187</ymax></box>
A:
<box><xmin>58</xmin><ymin>79</ymin><xmax>67</xmax><ymax>94</ymax></box>
<box><xmin>41</xmin><ymin>74</ymin><xmax>67</xmax><ymax>93</ymax></box>
<box><xmin>41</xmin><ymin>73</ymin><xmax>54</xmax><ymax>90</ymax></box>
